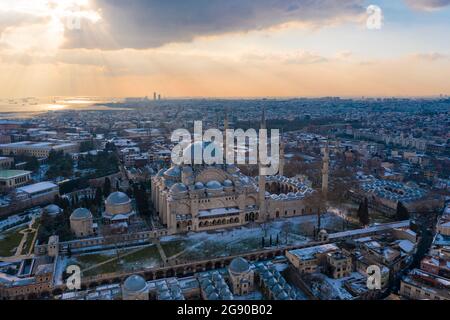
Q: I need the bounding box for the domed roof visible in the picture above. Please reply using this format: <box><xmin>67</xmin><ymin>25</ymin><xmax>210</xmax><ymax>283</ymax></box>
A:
<box><xmin>106</xmin><ymin>192</ymin><xmax>130</xmax><ymax>205</ymax></box>
<box><xmin>223</xmin><ymin>179</ymin><xmax>233</xmax><ymax>187</ymax></box>
<box><xmin>182</xmin><ymin>166</ymin><xmax>193</xmax><ymax>175</ymax></box>
<box><xmin>71</xmin><ymin>208</ymin><xmax>92</xmax><ymax>220</ymax></box>
<box><xmin>123</xmin><ymin>275</ymin><xmax>147</xmax><ymax>293</ymax></box>
<box><xmin>44</xmin><ymin>204</ymin><xmax>61</xmax><ymax>216</ymax></box>
<box><xmin>170</xmin><ymin>183</ymin><xmax>188</xmax><ymax>194</ymax></box>
<box><xmin>229</xmin><ymin>257</ymin><xmax>250</xmax><ymax>274</ymax></box>
<box><xmin>165</xmin><ymin>166</ymin><xmax>181</xmax><ymax>178</ymax></box>
<box><xmin>182</xmin><ymin>141</ymin><xmax>222</xmax><ymax>165</ymax></box>
<box><xmin>157</xmin><ymin>169</ymin><xmax>165</xmax><ymax>177</ymax></box>
<box><xmin>195</xmin><ymin>182</ymin><xmax>205</xmax><ymax>190</ymax></box>
<box><xmin>206</xmin><ymin>180</ymin><xmax>223</xmax><ymax>190</ymax></box>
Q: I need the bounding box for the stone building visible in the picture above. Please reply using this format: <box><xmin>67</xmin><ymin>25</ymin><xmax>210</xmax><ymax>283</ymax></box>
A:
<box><xmin>228</xmin><ymin>257</ymin><xmax>254</xmax><ymax>296</ymax></box>
<box><xmin>102</xmin><ymin>192</ymin><xmax>136</xmax><ymax>230</ymax></box>
<box><xmin>122</xmin><ymin>275</ymin><xmax>149</xmax><ymax>300</ymax></box>
<box><xmin>70</xmin><ymin>208</ymin><xmax>94</xmax><ymax>238</ymax></box>
<box><xmin>151</xmin><ymin>110</ymin><xmax>315</xmax><ymax>235</ymax></box>
<box><xmin>326</xmin><ymin>251</ymin><xmax>352</xmax><ymax>279</ymax></box>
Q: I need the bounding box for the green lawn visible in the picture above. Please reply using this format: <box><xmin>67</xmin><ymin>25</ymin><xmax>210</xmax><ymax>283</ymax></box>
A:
<box><xmin>0</xmin><ymin>227</ymin><xmax>24</xmax><ymax>257</ymax></box>
<box><xmin>77</xmin><ymin>252</ymin><xmax>113</xmax><ymax>267</ymax></box>
<box><xmin>79</xmin><ymin>245</ymin><xmax>162</xmax><ymax>277</ymax></box>
<box><xmin>160</xmin><ymin>240</ymin><xmax>186</xmax><ymax>258</ymax></box>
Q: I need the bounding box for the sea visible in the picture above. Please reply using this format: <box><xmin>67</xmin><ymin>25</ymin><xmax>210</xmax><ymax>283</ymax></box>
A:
<box><xmin>0</xmin><ymin>97</ymin><xmax>120</xmax><ymax>119</ymax></box>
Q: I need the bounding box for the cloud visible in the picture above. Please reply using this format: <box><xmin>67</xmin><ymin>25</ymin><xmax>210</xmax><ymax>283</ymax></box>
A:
<box><xmin>410</xmin><ymin>52</ymin><xmax>449</xmax><ymax>61</ymax></box>
<box><xmin>243</xmin><ymin>51</ymin><xmax>328</xmax><ymax>65</ymax></box>
<box><xmin>0</xmin><ymin>11</ymin><xmax>46</xmax><ymax>34</ymax></box>
<box><xmin>404</xmin><ymin>0</ymin><xmax>450</xmax><ymax>10</ymax></box>
<box><xmin>63</xmin><ymin>0</ymin><xmax>366</xmax><ymax>49</ymax></box>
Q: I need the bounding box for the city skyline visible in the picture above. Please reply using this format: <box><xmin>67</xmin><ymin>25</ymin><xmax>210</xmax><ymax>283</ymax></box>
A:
<box><xmin>1</xmin><ymin>0</ymin><xmax>450</xmax><ymax>98</ymax></box>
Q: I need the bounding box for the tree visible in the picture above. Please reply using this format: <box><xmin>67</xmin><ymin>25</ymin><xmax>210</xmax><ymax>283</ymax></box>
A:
<box><xmin>281</xmin><ymin>222</ymin><xmax>290</xmax><ymax>244</ymax></box>
<box><xmin>133</xmin><ymin>183</ymin><xmax>150</xmax><ymax>216</ymax></box>
<box><xmin>79</xmin><ymin>140</ymin><xmax>95</xmax><ymax>153</ymax></box>
<box><xmin>46</xmin><ymin>150</ymin><xmax>74</xmax><ymax>179</ymax></box>
<box><xmin>357</xmin><ymin>197</ymin><xmax>370</xmax><ymax>226</ymax></box>
<box><xmin>94</xmin><ymin>187</ymin><xmax>103</xmax><ymax>207</ymax></box>
<box><xmin>396</xmin><ymin>202</ymin><xmax>410</xmax><ymax>221</ymax></box>
<box><xmin>103</xmin><ymin>177</ymin><xmax>111</xmax><ymax>197</ymax></box>
<box><xmin>24</xmin><ymin>156</ymin><xmax>40</xmax><ymax>172</ymax></box>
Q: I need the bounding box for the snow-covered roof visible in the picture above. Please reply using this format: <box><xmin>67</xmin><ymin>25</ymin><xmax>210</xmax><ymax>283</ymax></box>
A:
<box><xmin>198</xmin><ymin>207</ymin><xmax>240</xmax><ymax>218</ymax></box>
<box><xmin>17</xmin><ymin>182</ymin><xmax>58</xmax><ymax>194</ymax></box>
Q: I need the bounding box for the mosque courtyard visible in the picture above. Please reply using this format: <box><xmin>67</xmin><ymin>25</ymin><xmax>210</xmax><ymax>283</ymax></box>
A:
<box><xmin>63</xmin><ymin>213</ymin><xmax>354</xmax><ymax>278</ymax></box>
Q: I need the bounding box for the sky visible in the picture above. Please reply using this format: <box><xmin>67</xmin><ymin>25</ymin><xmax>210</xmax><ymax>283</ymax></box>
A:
<box><xmin>0</xmin><ymin>0</ymin><xmax>450</xmax><ymax>98</ymax></box>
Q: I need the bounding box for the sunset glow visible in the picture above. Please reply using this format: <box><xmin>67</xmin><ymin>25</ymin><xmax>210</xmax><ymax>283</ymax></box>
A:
<box><xmin>0</xmin><ymin>0</ymin><xmax>449</xmax><ymax>98</ymax></box>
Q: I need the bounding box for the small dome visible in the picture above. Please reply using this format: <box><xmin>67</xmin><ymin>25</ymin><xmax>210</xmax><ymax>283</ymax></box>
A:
<box><xmin>209</xmin><ymin>292</ymin><xmax>219</xmax><ymax>300</ymax></box>
<box><xmin>157</xmin><ymin>169</ymin><xmax>165</xmax><ymax>177</ymax></box>
<box><xmin>223</xmin><ymin>179</ymin><xmax>233</xmax><ymax>187</ymax></box>
<box><xmin>182</xmin><ymin>166</ymin><xmax>193</xmax><ymax>175</ymax></box>
<box><xmin>44</xmin><ymin>204</ymin><xmax>61</xmax><ymax>216</ymax></box>
<box><xmin>123</xmin><ymin>275</ymin><xmax>147</xmax><ymax>293</ymax></box>
<box><xmin>226</xmin><ymin>164</ymin><xmax>238</xmax><ymax>174</ymax></box>
<box><xmin>170</xmin><ymin>183</ymin><xmax>188</xmax><ymax>194</ymax></box>
<box><xmin>71</xmin><ymin>208</ymin><xmax>92</xmax><ymax>220</ymax></box>
<box><xmin>206</xmin><ymin>180</ymin><xmax>223</xmax><ymax>190</ymax></box>
<box><xmin>106</xmin><ymin>192</ymin><xmax>131</xmax><ymax>205</ymax></box>
<box><xmin>195</xmin><ymin>182</ymin><xmax>205</xmax><ymax>190</ymax></box>
<box><xmin>319</xmin><ymin>229</ymin><xmax>328</xmax><ymax>235</ymax></box>
<box><xmin>164</xmin><ymin>166</ymin><xmax>181</xmax><ymax>178</ymax></box>
<box><xmin>229</xmin><ymin>257</ymin><xmax>250</xmax><ymax>274</ymax></box>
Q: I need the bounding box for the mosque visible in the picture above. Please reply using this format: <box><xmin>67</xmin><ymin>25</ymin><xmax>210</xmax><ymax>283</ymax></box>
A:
<box><xmin>69</xmin><ymin>191</ymin><xmax>135</xmax><ymax>238</ymax></box>
<box><xmin>152</xmin><ymin>109</ymin><xmax>317</xmax><ymax>235</ymax></box>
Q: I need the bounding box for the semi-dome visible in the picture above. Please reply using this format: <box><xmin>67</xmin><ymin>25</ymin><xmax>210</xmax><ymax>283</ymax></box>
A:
<box><xmin>170</xmin><ymin>183</ymin><xmax>188</xmax><ymax>194</ymax></box>
<box><xmin>165</xmin><ymin>165</ymin><xmax>181</xmax><ymax>178</ymax></box>
<box><xmin>44</xmin><ymin>204</ymin><xmax>61</xmax><ymax>216</ymax></box>
<box><xmin>195</xmin><ymin>182</ymin><xmax>205</xmax><ymax>190</ymax></box>
<box><xmin>106</xmin><ymin>191</ymin><xmax>131</xmax><ymax>205</ymax></box>
<box><xmin>123</xmin><ymin>275</ymin><xmax>147</xmax><ymax>293</ymax></box>
<box><xmin>70</xmin><ymin>208</ymin><xmax>92</xmax><ymax>220</ymax></box>
<box><xmin>206</xmin><ymin>180</ymin><xmax>223</xmax><ymax>190</ymax></box>
<box><xmin>223</xmin><ymin>179</ymin><xmax>233</xmax><ymax>187</ymax></box>
<box><xmin>229</xmin><ymin>257</ymin><xmax>250</xmax><ymax>274</ymax></box>
<box><xmin>156</xmin><ymin>169</ymin><xmax>165</xmax><ymax>177</ymax></box>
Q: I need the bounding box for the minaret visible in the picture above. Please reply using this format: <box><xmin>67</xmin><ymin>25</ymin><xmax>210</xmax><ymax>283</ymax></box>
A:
<box><xmin>322</xmin><ymin>143</ymin><xmax>329</xmax><ymax>197</ymax></box>
<box><xmin>258</xmin><ymin>107</ymin><xmax>267</xmax><ymax>219</ymax></box>
<box><xmin>279</xmin><ymin>131</ymin><xmax>285</xmax><ymax>177</ymax></box>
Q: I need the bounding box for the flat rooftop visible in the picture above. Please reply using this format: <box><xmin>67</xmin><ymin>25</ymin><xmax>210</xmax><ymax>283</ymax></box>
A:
<box><xmin>0</xmin><ymin>141</ymin><xmax>77</xmax><ymax>149</ymax></box>
<box><xmin>0</xmin><ymin>170</ymin><xmax>31</xmax><ymax>180</ymax></box>
<box><xmin>17</xmin><ymin>182</ymin><xmax>58</xmax><ymax>194</ymax></box>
